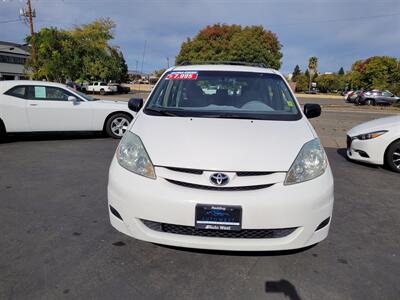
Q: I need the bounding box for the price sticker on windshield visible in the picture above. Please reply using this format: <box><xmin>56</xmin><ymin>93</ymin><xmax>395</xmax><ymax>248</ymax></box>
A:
<box><xmin>166</xmin><ymin>71</ymin><xmax>198</xmax><ymax>80</ymax></box>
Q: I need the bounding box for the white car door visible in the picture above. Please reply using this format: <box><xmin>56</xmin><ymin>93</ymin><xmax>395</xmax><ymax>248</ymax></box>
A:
<box><xmin>26</xmin><ymin>85</ymin><xmax>93</xmax><ymax>132</ymax></box>
<box><xmin>0</xmin><ymin>85</ymin><xmax>30</xmax><ymax>132</ymax></box>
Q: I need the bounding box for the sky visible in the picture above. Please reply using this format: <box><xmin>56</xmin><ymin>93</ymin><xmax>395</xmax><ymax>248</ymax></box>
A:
<box><xmin>1</xmin><ymin>0</ymin><xmax>399</xmax><ymax>75</ymax></box>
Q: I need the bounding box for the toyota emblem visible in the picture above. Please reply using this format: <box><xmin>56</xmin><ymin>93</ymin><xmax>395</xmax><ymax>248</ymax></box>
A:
<box><xmin>210</xmin><ymin>173</ymin><xmax>229</xmax><ymax>186</ymax></box>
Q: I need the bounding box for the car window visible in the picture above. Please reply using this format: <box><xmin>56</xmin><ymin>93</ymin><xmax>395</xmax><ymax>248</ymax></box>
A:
<box><xmin>4</xmin><ymin>85</ymin><xmax>27</xmax><ymax>99</ymax></box>
<box><xmin>382</xmin><ymin>92</ymin><xmax>392</xmax><ymax>97</ymax></box>
<box><xmin>146</xmin><ymin>71</ymin><xmax>301</xmax><ymax>121</ymax></box>
<box><xmin>28</xmin><ymin>86</ymin><xmax>74</xmax><ymax>101</ymax></box>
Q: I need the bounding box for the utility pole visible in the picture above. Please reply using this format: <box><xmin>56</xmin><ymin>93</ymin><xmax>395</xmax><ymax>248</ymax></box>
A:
<box><xmin>27</xmin><ymin>0</ymin><xmax>35</xmax><ymax>64</ymax></box>
<box><xmin>20</xmin><ymin>0</ymin><xmax>36</xmax><ymax>64</ymax></box>
<box><xmin>140</xmin><ymin>40</ymin><xmax>147</xmax><ymax>76</ymax></box>
<box><xmin>166</xmin><ymin>57</ymin><xmax>170</xmax><ymax>68</ymax></box>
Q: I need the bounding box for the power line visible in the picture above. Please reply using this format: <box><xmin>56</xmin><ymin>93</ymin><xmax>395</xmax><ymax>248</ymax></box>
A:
<box><xmin>0</xmin><ymin>19</ymin><xmax>21</xmax><ymax>24</ymax></box>
<box><xmin>269</xmin><ymin>12</ymin><xmax>400</xmax><ymax>27</ymax></box>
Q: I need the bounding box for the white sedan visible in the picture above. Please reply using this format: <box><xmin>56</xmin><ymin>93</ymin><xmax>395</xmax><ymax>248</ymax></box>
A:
<box><xmin>0</xmin><ymin>80</ymin><xmax>135</xmax><ymax>139</ymax></box>
<box><xmin>347</xmin><ymin>115</ymin><xmax>400</xmax><ymax>172</ymax></box>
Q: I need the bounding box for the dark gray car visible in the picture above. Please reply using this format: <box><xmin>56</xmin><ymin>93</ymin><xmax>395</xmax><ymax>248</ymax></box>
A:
<box><xmin>357</xmin><ymin>90</ymin><xmax>400</xmax><ymax>105</ymax></box>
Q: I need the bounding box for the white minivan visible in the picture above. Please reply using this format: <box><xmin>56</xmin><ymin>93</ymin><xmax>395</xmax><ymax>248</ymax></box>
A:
<box><xmin>108</xmin><ymin>63</ymin><xmax>334</xmax><ymax>251</ymax></box>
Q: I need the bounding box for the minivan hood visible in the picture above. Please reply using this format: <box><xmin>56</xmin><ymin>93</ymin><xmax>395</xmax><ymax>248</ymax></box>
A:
<box><xmin>131</xmin><ymin>114</ymin><xmax>315</xmax><ymax>172</ymax></box>
<box><xmin>347</xmin><ymin>115</ymin><xmax>400</xmax><ymax>137</ymax></box>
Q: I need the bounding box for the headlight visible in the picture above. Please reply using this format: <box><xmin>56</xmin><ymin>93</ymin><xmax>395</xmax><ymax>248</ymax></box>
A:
<box><xmin>356</xmin><ymin>130</ymin><xmax>388</xmax><ymax>140</ymax></box>
<box><xmin>284</xmin><ymin>138</ymin><xmax>327</xmax><ymax>185</ymax></box>
<box><xmin>116</xmin><ymin>131</ymin><xmax>156</xmax><ymax>179</ymax></box>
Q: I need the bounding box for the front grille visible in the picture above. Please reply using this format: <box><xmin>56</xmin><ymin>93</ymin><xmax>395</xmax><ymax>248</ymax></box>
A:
<box><xmin>236</xmin><ymin>171</ymin><xmax>273</xmax><ymax>177</ymax></box>
<box><xmin>163</xmin><ymin>167</ymin><xmax>274</xmax><ymax>177</ymax></box>
<box><xmin>142</xmin><ymin>220</ymin><xmax>297</xmax><ymax>239</ymax></box>
<box><xmin>165</xmin><ymin>179</ymin><xmax>273</xmax><ymax>191</ymax></box>
<box><xmin>165</xmin><ymin>167</ymin><xmax>203</xmax><ymax>175</ymax></box>
<box><xmin>346</xmin><ymin>135</ymin><xmax>352</xmax><ymax>149</ymax></box>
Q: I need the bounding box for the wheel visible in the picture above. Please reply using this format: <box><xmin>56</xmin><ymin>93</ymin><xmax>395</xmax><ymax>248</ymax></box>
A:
<box><xmin>385</xmin><ymin>140</ymin><xmax>400</xmax><ymax>173</ymax></box>
<box><xmin>365</xmin><ymin>99</ymin><xmax>375</xmax><ymax>106</ymax></box>
<box><xmin>100</xmin><ymin>89</ymin><xmax>105</xmax><ymax>95</ymax></box>
<box><xmin>0</xmin><ymin>121</ymin><xmax>7</xmax><ymax>142</ymax></box>
<box><xmin>105</xmin><ymin>113</ymin><xmax>132</xmax><ymax>139</ymax></box>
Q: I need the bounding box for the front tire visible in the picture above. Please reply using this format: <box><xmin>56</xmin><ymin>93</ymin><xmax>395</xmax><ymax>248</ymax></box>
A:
<box><xmin>385</xmin><ymin>140</ymin><xmax>400</xmax><ymax>173</ymax></box>
<box><xmin>365</xmin><ymin>99</ymin><xmax>375</xmax><ymax>106</ymax></box>
<box><xmin>0</xmin><ymin>121</ymin><xmax>7</xmax><ymax>142</ymax></box>
<box><xmin>105</xmin><ymin>113</ymin><xmax>132</xmax><ymax>139</ymax></box>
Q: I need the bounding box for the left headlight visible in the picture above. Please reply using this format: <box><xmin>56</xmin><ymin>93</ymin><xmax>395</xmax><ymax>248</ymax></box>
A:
<box><xmin>117</xmin><ymin>131</ymin><xmax>156</xmax><ymax>179</ymax></box>
<box><xmin>284</xmin><ymin>138</ymin><xmax>328</xmax><ymax>185</ymax></box>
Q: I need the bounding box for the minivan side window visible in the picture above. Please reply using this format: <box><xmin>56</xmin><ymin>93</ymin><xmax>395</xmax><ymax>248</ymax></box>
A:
<box><xmin>27</xmin><ymin>86</ymin><xmax>74</xmax><ymax>101</ymax></box>
<box><xmin>4</xmin><ymin>86</ymin><xmax>27</xmax><ymax>99</ymax></box>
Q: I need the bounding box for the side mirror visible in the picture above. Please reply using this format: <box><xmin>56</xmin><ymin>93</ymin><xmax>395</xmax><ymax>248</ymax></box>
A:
<box><xmin>128</xmin><ymin>98</ymin><xmax>143</xmax><ymax>112</ymax></box>
<box><xmin>68</xmin><ymin>96</ymin><xmax>79</xmax><ymax>104</ymax></box>
<box><xmin>304</xmin><ymin>103</ymin><xmax>321</xmax><ymax>119</ymax></box>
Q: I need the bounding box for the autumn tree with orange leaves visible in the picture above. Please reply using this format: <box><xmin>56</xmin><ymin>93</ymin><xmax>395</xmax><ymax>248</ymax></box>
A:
<box><xmin>176</xmin><ymin>24</ymin><xmax>282</xmax><ymax>70</ymax></box>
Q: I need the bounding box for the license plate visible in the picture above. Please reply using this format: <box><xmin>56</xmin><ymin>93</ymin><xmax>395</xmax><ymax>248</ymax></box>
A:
<box><xmin>195</xmin><ymin>204</ymin><xmax>242</xmax><ymax>231</ymax></box>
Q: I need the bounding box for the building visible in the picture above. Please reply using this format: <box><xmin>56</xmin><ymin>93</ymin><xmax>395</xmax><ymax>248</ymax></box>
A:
<box><xmin>0</xmin><ymin>41</ymin><xmax>30</xmax><ymax>80</ymax></box>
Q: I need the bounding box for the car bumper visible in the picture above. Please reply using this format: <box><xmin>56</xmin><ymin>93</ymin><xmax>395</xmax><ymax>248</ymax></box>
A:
<box><xmin>346</xmin><ymin>136</ymin><xmax>385</xmax><ymax>165</ymax></box>
<box><xmin>107</xmin><ymin>159</ymin><xmax>334</xmax><ymax>251</ymax></box>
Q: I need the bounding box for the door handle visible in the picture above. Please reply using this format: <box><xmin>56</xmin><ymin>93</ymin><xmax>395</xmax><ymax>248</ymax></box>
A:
<box><xmin>29</xmin><ymin>103</ymin><xmax>38</xmax><ymax>106</ymax></box>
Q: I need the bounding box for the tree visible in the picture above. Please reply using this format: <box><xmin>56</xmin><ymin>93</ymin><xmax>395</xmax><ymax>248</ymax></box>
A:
<box><xmin>295</xmin><ymin>74</ymin><xmax>309</xmax><ymax>92</ymax></box>
<box><xmin>338</xmin><ymin>67</ymin><xmax>345</xmax><ymax>76</ymax></box>
<box><xmin>347</xmin><ymin>56</ymin><xmax>400</xmax><ymax>94</ymax></box>
<box><xmin>292</xmin><ymin>65</ymin><xmax>301</xmax><ymax>82</ymax></box>
<box><xmin>304</xmin><ymin>69</ymin><xmax>310</xmax><ymax>81</ymax></box>
<box><xmin>176</xmin><ymin>24</ymin><xmax>283</xmax><ymax>69</ymax></box>
<box><xmin>315</xmin><ymin>74</ymin><xmax>340</xmax><ymax>93</ymax></box>
<box><xmin>308</xmin><ymin>56</ymin><xmax>318</xmax><ymax>91</ymax></box>
<box><xmin>25</xmin><ymin>18</ymin><xmax>128</xmax><ymax>82</ymax></box>
<box><xmin>154</xmin><ymin>69</ymin><xmax>166</xmax><ymax>79</ymax></box>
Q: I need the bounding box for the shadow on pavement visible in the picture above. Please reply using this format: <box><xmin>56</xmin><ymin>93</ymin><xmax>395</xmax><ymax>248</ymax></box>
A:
<box><xmin>265</xmin><ymin>280</ymin><xmax>302</xmax><ymax>300</ymax></box>
<box><xmin>0</xmin><ymin>132</ymin><xmax>107</xmax><ymax>144</ymax></box>
<box><xmin>155</xmin><ymin>243</ymin><xmax>317</xmax><ymax>257</ymax></box>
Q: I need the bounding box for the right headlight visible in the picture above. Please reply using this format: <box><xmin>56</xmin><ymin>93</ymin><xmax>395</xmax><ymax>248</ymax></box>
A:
<box><xmin>284</xmin><ymin>138</ymin><xmax>327</xmax><ymax>185</ymax></box>
<box><xmin>116</xmin><ymin>131</ymin><xmax>156</xmax><ymax>179</ymax></box>
<box><xmin>355</xmin><ymin>130</ymin><xmax>388</xmax><ymax>140</ymax></box>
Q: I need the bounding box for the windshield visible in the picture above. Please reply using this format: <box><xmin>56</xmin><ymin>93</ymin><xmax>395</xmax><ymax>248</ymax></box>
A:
<box><xmin>66</xmin><ymin>86</ymin><xmax>95</xmax><ymax>101</ymax></box>
<box><xmin>144</xmin><ymin>71</ymin><xmax>301</xmax><ymax>120</ymax></box>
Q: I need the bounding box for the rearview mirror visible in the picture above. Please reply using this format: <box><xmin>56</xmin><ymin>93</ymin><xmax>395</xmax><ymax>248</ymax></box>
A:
<box><xmin>128</xmin><ymin>98</ymin><xmax>143</xmax><ymax>112</ymax></box>
<box><xmin>68</xmin><ymin>96</ymin><xmax>79</xmax><ymax>104</ymax></box>
<box><xmin>304</xmin><ymin>103</ymin><xmax>321</xmax><ymax>119</ymax></box>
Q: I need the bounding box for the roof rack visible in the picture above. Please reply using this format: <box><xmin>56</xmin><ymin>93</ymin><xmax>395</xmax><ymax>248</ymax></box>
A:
<box><xmin>179</xmin><ymin>60</ymin><xmax>267</xmax><ymax>68</ymax></box>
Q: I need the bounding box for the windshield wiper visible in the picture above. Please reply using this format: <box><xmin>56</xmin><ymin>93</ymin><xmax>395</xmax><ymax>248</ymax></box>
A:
<box><xmin>211</xmin><ymin>113</ymin><xmax>264</xmax><ymax>120</ymax></box>
<box><xmin>145</xmin><ymin>108</ymin><xmax>179</xmax><ymax>117</ymax></box>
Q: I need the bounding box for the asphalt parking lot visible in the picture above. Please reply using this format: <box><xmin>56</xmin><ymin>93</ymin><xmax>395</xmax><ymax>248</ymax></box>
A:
<box><xmin>1</xmin><ymin>108</ymin><xmax>399</xmax><ymax>300</ymax></box>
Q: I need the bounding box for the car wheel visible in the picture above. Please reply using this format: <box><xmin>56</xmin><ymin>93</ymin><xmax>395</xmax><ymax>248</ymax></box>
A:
<box><xmin>385</xmin><ymin>140</ymin><xmax>400</xmax><ymax>173</ymax></box>
<box><xmin>0</xmin><ymin>121</ymin><xmax>7</xmax><ymax>142</ymax></box>
<box><xmin>100</xmin><ymin>89</ymin><xmax>105</xmax><ymax>95</ymax></box>
<box><xmin>365</xmin><ymin>99</ymin><xmax>375</xmax><ymax>106</ymax></box>
<box><xmin>105</xmin><ymin>113</ymin><xmax>132</xmax><ymax>139</ymax></box>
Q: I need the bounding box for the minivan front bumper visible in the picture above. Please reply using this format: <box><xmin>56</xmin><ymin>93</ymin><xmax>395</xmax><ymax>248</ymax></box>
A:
<box><xmin>107</xmin><ymin>159</ymin><xmax>334</xmax><ymax>251</ymax></box>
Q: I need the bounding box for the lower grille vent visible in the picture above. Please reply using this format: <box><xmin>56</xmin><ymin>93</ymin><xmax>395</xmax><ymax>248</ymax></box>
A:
<box><xmin>142</xmin><ymin>220</ymin><xmax>296</xmax><ymax>239</ymax></box>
